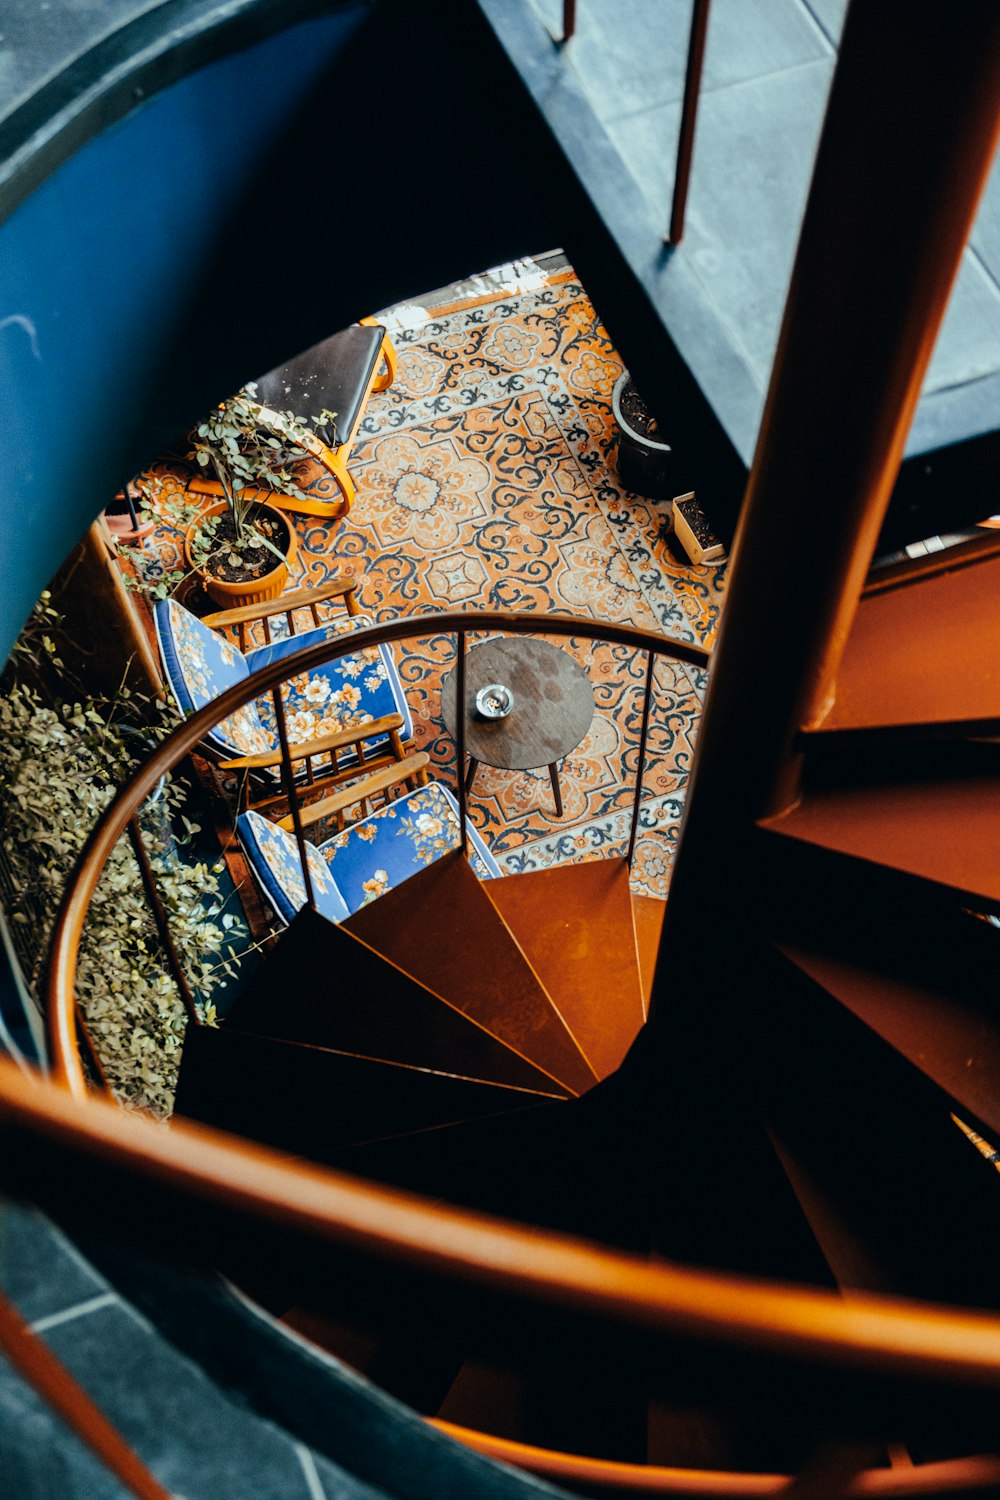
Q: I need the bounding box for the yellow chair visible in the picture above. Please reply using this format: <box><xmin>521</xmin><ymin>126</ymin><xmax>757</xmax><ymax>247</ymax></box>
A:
<box><xmin>188</xmin><ymin>319</ymin><xmax>397</xmax><ymax>521</ymax></box>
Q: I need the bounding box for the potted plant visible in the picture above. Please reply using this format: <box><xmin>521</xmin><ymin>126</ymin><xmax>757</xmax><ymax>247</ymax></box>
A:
<box><xmin>0</xmin><ymin>596</ymin><xmax>249</xmax><ymax>1116</ymax></box>
<box><xmin>103</xmin><ymin>480</ymin><xmax>157</xmax><ymax>544</ymax></box>
<box><xmin>611</xmin><ymin>371</ymin><xmax>675</xmax><ymax>499</ymax></box>
<box><xmin>183</xmin><ymin>387</ymin><xmax>332</xmax><ymax>608</ymax></box>
<box><xmin>122</xmin><ymin>387</ymin><xmax>336</xmax><ymax>608</ymax></box>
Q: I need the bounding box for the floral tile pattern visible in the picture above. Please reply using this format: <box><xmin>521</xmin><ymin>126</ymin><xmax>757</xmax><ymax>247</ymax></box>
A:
<box><xmin>143</xmin><ymin>266</ymin><xmax>727</xmax><ymax>897</ymax></box>
<box><xmin>300</xmin><ymin>268</ymin><xmax>724</xmax><ymax>896</ymax></box>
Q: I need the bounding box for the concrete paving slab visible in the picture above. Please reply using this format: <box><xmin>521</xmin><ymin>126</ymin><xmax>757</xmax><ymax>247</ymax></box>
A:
<box><xmin>609</xmin><ymin>59</ymin><xmax>835</xmax><ymax>385</ymax></box>
<box><xmin>528</xmin><ymin>0</ymin><xmax>831</xmax><ymax>123</ymax></box>
<box><xmin>800</xmin><ymin>0</ymin><xmax>849</xmax><ymax>48</ymax></box>
<box><xmin>923</xmin><ymin>247</ymin><xmax>1000</xmax><ymax>395</ymax></box>
<box><xmin>969</xmin><ymin>149</ymin><xmax>1000</xmax><ymax>284</ymax></box>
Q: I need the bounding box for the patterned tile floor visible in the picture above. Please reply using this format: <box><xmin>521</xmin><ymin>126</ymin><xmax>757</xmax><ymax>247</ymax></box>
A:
<box><xmin>136</xmin><ymin>260</ymin><xmax>728</xmax><ymax>898</ymax></box>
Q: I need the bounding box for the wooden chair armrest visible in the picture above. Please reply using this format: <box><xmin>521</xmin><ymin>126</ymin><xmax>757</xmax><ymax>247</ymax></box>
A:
<box><xmin>218</xmin><ymin>713</ymin><xmax>404</xmax><ymax>771</ymax></box>
<box><xmin>278</xmin><ymin>753</ymin><xmax>430</xmax><ymax>830</ymax></box>
<box><xmin>202</xmin><ymin>573</ymin><xmax>362</xmax><ymax>631</ymax></box>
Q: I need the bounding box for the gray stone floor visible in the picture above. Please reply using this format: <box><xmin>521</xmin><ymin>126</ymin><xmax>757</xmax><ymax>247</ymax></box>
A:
<box><xmin>0</xmin><ymin>0</ymin><xmax>163</xmax><ymax>122</ymax></box>
<box><xmin>522</xmin><ymin>0</ymin><xmax>1000</xmax><ymax>464</ymax></box>
<box><xmin>0</xmin><ymin>1200</ymin><xmax>572</xmax><ymax>1499</ymax></box>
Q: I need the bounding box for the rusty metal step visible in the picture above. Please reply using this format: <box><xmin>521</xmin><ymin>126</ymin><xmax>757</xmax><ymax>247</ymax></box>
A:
<box><xmin>758</xmin><ymin>740</ymin><xmax>1000</xmax><ymax>911</ymax></box>
<box><xmin>807</xmin><ymin>548</ymin><xmax>1000</xmax><ymax>740</ymax></box>
<box><xmin>481</xmin><ymin>858</ymin><xmax>644</xmax><ymax>1081</ymax></box>
<box><xmin>630</xmin><ymin>893</ymin><xmax>666</xmax><ymax>1018</ymax></box>
<box><xmin>766</xmin><ymin>889</ymin><xmax>1000</xmax><ymax>1142</ymax></box>
<box><xmin>752</xmin><ymin>935</ymin><xmax>1000</xmax><ymax>1312</ymax></box>
<box><xmin>173</xmin><ymin>1023</ymin><xmax>550</xmax><ymax>1165</ymax></box>
<box><xmin>225</xmin><ymin>905</ymin><xmax>566</xmax><ymax>1098</ymax></box>
<box><xmin>345</xmin><ymin>850</ymin><xmax>593</xmax><ymax>1095</ymax></box>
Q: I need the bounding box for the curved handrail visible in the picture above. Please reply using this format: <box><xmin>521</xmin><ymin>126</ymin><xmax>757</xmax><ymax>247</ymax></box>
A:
<box><xmin>429</xmin><ymin>1421</ymin><xmax>1000</xmax><ymax>1497</ymax></box>
<box><xmin>35</xmin><ymin>605</ymin><xmax>1000</xmax><ymax>1483</ymax></box>
<box><xmin>10</xmin><ymin>1050</ymin><xmax>1000</xmax><ymax>1396</ymax></box>
<box><xmin>47</xmin><ymin>608</ymin><xmax>708</xmax><ymax>1096</ymax></box>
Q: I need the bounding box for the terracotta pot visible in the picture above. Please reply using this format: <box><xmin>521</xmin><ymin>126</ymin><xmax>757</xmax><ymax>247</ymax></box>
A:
<box><xmin>104</xmin><ymin>491</ymin><xmax>156</xmax><ymax>544</ymax></box>
<box><xmin>184</xmin><ymin>501</ymin><xmax>297</xmax><ymax>609</ymax></box>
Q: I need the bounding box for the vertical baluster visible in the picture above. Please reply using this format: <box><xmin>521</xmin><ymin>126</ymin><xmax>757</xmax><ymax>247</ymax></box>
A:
<box><xmin>76</xmin><ymin>1012</ymin><xmax>110</xmax><ymax>1091</ymax></box>
<box><xmin>271</xmin><ymin>686</ymin><xmax>317</xmax><ymax>910</ymax></box>
<box><xmin>627</xmin><ymin>651</ymin><xmax>655</xmax><ymax>870</ymax></box>
<box><xmin>0</xmin><ymin>1291</ymin><xmax>176</xmax><ymax>1500</ymax></box>
<box><xmin>126</xmin><ymin>817</ymin><xmax>199</xmax><ymax>1024</ymax></box>
<box><xmin>667</xmin><ymin>0</ymin><xmax>711</xmax><ymax>245</ymax></box>
<box><xmin>562</xmin><ymin>0</ymin><xmax>576</xmax><ymax>40</ymax></box>
<box><xmin>456</xmin><ymin>630</ymin><xmax>468</xmax><ymax>856</ymax></box>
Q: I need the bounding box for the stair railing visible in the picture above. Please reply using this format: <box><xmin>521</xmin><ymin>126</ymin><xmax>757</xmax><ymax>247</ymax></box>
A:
<box><xmin>5</xmin><ymin>1049</ymin><xmax>1000</xmax><ymax>1499</ymax></box>
<box><xmin>36</xmin><ymin>605</ymin><xmax>1000</xmax><ymax>1496</ymax></box>
<box><xmin>46</xmin><ymin>607</ymin><xmax>707</xmax><ymax>1090</ymax></box>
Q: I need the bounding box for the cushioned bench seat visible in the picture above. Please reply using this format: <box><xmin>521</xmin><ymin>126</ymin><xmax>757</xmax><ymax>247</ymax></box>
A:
<box><xmin>154</xmin><ymin>598</ymin><xmax>414</xmax><ymax>805</ymax></box>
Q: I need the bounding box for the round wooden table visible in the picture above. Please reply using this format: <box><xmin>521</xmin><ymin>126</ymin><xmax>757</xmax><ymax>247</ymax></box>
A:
<box><xmin>441</xmin><ymin>637</ymin><xmax>595</xmax><ymax>816</ymax></box>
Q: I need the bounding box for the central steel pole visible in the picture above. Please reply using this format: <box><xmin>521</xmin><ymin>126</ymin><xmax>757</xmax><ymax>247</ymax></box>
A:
<box><xmin>657</xmin><ymin>0</ymin><xmax>1000</xmax><ymax>978</ymax></box>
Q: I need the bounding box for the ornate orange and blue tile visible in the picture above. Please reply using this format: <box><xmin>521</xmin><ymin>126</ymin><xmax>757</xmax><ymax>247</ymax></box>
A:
<box><xmin>295</xmin><ymin>266</ymin><xmax>726</xmax><ymax>896</ymax></box>
<box><xmin>137</xmin><ymin>263</ymin><xmax>727</xmax><ymax>898</ymax></box>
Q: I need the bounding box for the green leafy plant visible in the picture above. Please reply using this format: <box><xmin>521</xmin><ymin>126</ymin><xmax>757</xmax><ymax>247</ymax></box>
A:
<box><xmin>190</xmin><ymin>385</ymin><xmax>334</xmax><ymax>545</ymax></box>
<box><xmin>123</xmin><ymin>387</ymin><xmax>336</xmax><ymax>599</ymax></box>
<box><xmin>0</xmin><ymin>601</ymin><xmax>254</xmax><ymax>1115</ymax></box>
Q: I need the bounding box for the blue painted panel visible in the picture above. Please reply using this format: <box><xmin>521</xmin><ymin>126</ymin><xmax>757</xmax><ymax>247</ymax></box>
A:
<box><xmin>0</xmin><ymin>6</ymin><xmax>369</xmax><ymax>665</ymax></box>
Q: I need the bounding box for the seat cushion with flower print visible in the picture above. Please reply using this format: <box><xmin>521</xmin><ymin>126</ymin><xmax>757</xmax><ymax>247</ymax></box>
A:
<box><xmin>248</xmin><ymin>613</ymin><xmax>413</xmax><ymax>757</ymax></box>
<box><xmin>236</xmin><ymin>810</ymin><xmax>350</xmax><ymax>926</ymax></box>
<box><xmin>317</xmin><ymin>783</ymin><xmax>501</xmax><ymax>914</ymax></box>
<box><xmin>237</xmin><ymin>783</ymin><xmax>500</xmax><ymax>926</ymax></box>
<box><xmin>155</xmin><ymin>602</ymin><xmax>413</xmax><ymax>773</ymax></box>
<box><xmin>154</xmin><ymin>600</ymin><xmax>273</xmax><ymax>760</ymax></box>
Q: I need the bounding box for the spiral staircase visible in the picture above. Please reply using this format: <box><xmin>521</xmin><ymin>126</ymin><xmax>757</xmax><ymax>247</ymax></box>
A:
<box><xmin>30</xmin><ymin>538</ymin><xmax>1000</xmax><ymax>1495</ymax></box>
<box><xmin>8</xmin><ymin>3</ymin><xmax>1000</xmax><ymax>1498</ymax></box>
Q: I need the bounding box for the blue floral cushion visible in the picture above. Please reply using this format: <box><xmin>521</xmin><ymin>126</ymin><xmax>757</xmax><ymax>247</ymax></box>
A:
<box><xmin>246</xmin><ymin>614</ymin><xmax>413</xmax><ymax>752</ymax></box>
<box><xmin>154</xmin><ymin>600</ymin><xmax>271</xmax><ymax>759</ymax></box>
<box><xmin>238</xmin><ymin>784</ymin><xmax>500</xmax><ymax>924</ymax></box>
<box><xmin>236</xmin><ymin>811</ymin><xmax>350</xmax><ymax>926</ymax></box>
<box><xmin>317</xmin><ymin>784</ymin><xmax>501</xmax><ymax>912</ymax></box>
<box><xmin>155</xmin><ymin>603</ymin><xmax>413</xmax><ymax>771</ymax></box>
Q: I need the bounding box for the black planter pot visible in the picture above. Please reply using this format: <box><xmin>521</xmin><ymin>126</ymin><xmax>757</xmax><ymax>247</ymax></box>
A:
<box><xmin>612</xmin><ymin>372</ymin><xmax>675</xmax><ymax>499</ymax></box>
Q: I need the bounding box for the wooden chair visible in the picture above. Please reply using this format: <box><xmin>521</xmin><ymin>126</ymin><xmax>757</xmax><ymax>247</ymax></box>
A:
<box><xmin>187</xmin><ymin>319</ymin><xmax>397</xmax><ymax>521</ymax></box>
<box><xmin>237</xmin><ymin>769</ymin><xmax>500</xmax><ymax>926</ymax></box>
<box><xmin>153</xmin><ymin>580</ymin><xmax>420</xmax><ymax>814</ymax></box>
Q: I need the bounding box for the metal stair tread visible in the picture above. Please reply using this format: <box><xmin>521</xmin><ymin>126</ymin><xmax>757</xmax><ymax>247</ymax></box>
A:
<box><xmin>630</xmin><ymin>893</ymin><xmax>667</xmax><ymax>1019</ymax></box>
<box><xmin>768</xmin><ymin>903</ymin><xmax>1000</xmax><ymax>1139</ymax></box>
<box><xmin>344</xmin><ymin>850</ymin><xmax>592</xmax><ymax>1094</ymax></box>
<box><xmin>808</xmin><ymin>550</ymin><xmax>1000</xmax><ymax>738</ymax></box>
<box><xmin>225</xmin><ymin>904</ymin><xmax>568</xmax><ymax>1097</ymax></box>
<box><xmin>480</xmin><ymin>858</ymin><xmax>645</xmax><ymax>1081</ymax></box>
<box><xmin>758</xmin><ymin>751</ymin><xmax>1000</xmax><ymax>909</ymax></box>
<box><xmin>173</xmin><ymin>1023</ymin><xmax>551</xmax><ymax>1163</ymax></box>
